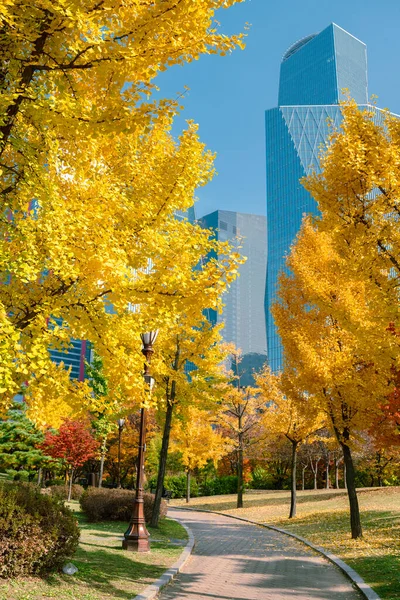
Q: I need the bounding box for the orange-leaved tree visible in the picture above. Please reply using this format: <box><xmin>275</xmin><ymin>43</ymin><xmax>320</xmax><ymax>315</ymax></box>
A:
<box><xmin>41</xmin><ymin>419</ymin><xmax>99</xmax><ymax>501</ymax></box>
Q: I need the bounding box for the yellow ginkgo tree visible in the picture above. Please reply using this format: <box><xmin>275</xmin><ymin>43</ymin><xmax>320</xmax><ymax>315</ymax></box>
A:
<box><xmin>216</xmin><ymin>348</ymin><xmax>267</xmax><ymax>509</ymax></box>
<box><xmin>171</xmin><ymin>406</ymin><xmax>230</xmax><ymax>503</ymax></box>
<box><xmin>0</xmin><ymin>0</ymin><xmax>245</xmax><ymax>422</ymax></box>
<box><xmin>271</xmin><ymin>99</ymin><xmax>400</xmax><ymax>537</ymax></box>
<box><xmin>303</xmin><ymin>100</ymin><xmax>400</xmax><ymax>376</ymax></box>
<box><xmin>257</xmin><ymin>366</ymin><xmax>325</xmax><ymax>518</ymax></box>
<box><xmin>150</xmin><ymin>319</ymin><xmax>231</xmax><ymax>526</ymax></box>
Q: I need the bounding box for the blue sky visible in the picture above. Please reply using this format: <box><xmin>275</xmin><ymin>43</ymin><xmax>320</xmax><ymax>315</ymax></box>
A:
<box><xmin>154</xmin><ymin>0</ymin><xmax>400</xmax><ymax>219</ymax></box>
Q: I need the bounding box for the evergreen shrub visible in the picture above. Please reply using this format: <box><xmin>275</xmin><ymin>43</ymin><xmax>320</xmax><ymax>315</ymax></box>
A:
<box><xmin>80</xmin><ymin>488</ymin><xmax>167</xmax><ymax>522</ymax></box>
<box><xmin>147</xmin><ymin>475</ymin><xmax>199</xmax><ymax>499</ymax></box>
<box><xmin>0</xmin><ymin>483</ymin><xmax>80</xmax><ymax>578</ymax></box>
<box><xmin>249</xmin><ymin>467</ymin><xmax>276</xmax><ymax>490</ymax></box>
<box><xmin>199</xmin><ymin>475</ymin><xmax>238</xmax><ymax>496</ymax></box>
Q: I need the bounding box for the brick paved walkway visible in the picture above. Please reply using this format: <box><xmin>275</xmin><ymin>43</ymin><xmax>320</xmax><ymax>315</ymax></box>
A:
<box><xmin>159</xmin><ymin>509</ymin><xmax>363</xmax><ymax>600</ymax></box>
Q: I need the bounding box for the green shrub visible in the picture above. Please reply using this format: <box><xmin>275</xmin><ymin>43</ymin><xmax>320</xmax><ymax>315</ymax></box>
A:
<box><xmin>249</xmin><ymin>467</ymin><xmax>276</xmax><ymax>490</ymax></box>
<box><xmin>0</xmin><ymin>483</ymin><xmax>80</xmax><ymax>578</ymax></box>
<box><xmin>200</xmin><ymin>475</ymin><xmax>238</xmax><ymax>496</ymax></box>
<box><xmin>50</xmin><ymin>484</ymin><xmax>85</xmax><ymax>501</ymax></box>
<box><xmin>164</xmin><ymin>475</ymin><xmax>199</xmax><ymax>499</ymax></box>
<box><xmin>45</xmin><ymin>478</ymin><xmax>68</xmax><ymax>487</ymax></box>
<box><xmin>80</xmin><ymin>488</ymin><xmax>167</xmax><ymax>522</ymax></box>
<box><xmin>6</xmin><ymin>469</ymin><xmax>30</xmax><ymax>482</ymax></box>
<box><xmin>147</xmin><ymin>475</ymin><xmax>199</xmax><ymax>499</ymax></box>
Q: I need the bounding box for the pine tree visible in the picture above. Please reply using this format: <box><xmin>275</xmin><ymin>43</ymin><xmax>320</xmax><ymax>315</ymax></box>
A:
<box><xmin>0</xmin><ymin>401</ymin><xmax>55</xmax><ymax>481</ymax></box>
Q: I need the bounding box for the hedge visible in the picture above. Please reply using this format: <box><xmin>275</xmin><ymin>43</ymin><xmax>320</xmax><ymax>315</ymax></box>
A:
<box><xmin>79</xmin><ymin>488</ymin><xmax>167</xmax><ymax>522</ymax></box>
<box><xmin>49</xmin><ymin>484</ymin><xmax>85</xmax><ymax>501</ymax></box>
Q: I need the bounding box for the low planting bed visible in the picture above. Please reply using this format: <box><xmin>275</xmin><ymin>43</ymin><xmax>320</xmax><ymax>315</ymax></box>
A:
<box><xmin>0</xmin><ymin>500</ymin><xmax>188</xmax><ymax>600</ymax></box>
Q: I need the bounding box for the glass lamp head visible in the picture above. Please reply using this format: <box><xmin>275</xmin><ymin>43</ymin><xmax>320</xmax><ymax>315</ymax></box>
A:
<box><xmin>140</xmin><ymin>330</ymin><xmax>159</xmax><ymax>348</ymax></box>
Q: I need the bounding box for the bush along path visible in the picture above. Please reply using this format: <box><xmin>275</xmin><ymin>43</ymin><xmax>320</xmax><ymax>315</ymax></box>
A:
<box><xmin>0</xmin><ymin>499</ymin><xmax>188</xmax><ymax>600</ymax></box>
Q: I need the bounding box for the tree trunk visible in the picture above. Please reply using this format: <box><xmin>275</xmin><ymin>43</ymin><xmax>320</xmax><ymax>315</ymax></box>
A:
<box><xmin>151</xmin><ymin>393</ymin><xmax>174</xmax><ymax>527</ymax></box>
<box><xmin>344</xmin><ymin>462</ymin><xmax>347</xmax><ymax>488</ymax></box>
<box><xmin>237</xmin><ymin>418</ymin><xmax>244</xmax><ymax>509</ymax></box>
<box><xmin>99</xmin><ymin>437</ymin><xmax>107</xmax><ymax>488</ymax></box>
<box><xmin>341</xmin><ymin>441</ymin><xmax>362</xmax><ymax>539</ymax></box>
<box><xmin>325</xmin><ymin>453</ymin><xmax>330</xmax><ymax>489</ymax></box>
<box><xmin>302</xmin><ymin>465</ymin><xmax>307</xmax><ymax>491</ymax></box>
<box><xmin>37</xmin><ymin>468</ymin><xmax>42</xmax><ymax>487</ymax></box>
<box><xmin>68</xmin><ymin>469</ymin><xmax>74</xmax><ymax>502</ymax></box>
<box><xmin>152</xmin><ymin>344</ymin><xmax>180</xmax><ymax>527</ymax></box>
<box><xmin>186</xmin><ymin>470</ymin><xmax>191</xmax><ymax>504</ymax></box>
<box><xmin>312</xmin><ymin>458</ymin><xmax>320</xmax><ymax>489</ymax></box>
<box><xmin>117</xmin><ymin>427</ymin><xmax>123</xmax><ymax>488</ymax></box>
<box><xmin>289</xmin><ymin>440</ymin><xmax>298</xmax><ymax>519</ymax></box>
<box><xmin>335</xmin><ymin>459</ymin><xmax>340</xmax><ymax>489</ymax></box>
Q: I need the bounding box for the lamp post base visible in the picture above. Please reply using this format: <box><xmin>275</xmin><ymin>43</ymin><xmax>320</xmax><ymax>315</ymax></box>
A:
<box><xmin>122</xmin><ymin>497</ymin><xmax>150</xmax><ymax>552</ymax></box>
<box><xmin>122</xmin><ymin>535</ymin><xmax>150</xmax><ymax>552</ymax></box>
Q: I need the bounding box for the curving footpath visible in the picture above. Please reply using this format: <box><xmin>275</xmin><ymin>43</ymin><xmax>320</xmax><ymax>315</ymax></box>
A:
<box><xmin>157</xmin><ymin>508</ymin><xmax>364</xmax><ymax>600</ymax></box>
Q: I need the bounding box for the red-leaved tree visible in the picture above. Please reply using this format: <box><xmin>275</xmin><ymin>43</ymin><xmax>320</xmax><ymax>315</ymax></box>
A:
<box><xmin>41</xmin><ymin>419</ymin><xmax>99</xmax><ymax>500</ymax></box>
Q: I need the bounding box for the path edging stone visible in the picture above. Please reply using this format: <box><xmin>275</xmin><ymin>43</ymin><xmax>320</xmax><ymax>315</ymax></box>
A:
<box><xmin>130</xmin><ymin>517</ymin><xmax>195</xmax><ymax>600</ymax></box>
<box><xmin>173</xmin><ymin>506</ymin><xmax>381</xmax><ymax>600</ymax></box>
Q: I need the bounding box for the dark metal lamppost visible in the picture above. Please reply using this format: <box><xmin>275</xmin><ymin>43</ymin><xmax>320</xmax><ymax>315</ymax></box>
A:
<box><xmin>122</xmin><ymin>330</ymin><xmax>158</xmax><ymax>552</ymax></box>
<box><xmin>117</xmin><ymin>418</ymin><xmax>125</xmax><ymax>488</ymax></box>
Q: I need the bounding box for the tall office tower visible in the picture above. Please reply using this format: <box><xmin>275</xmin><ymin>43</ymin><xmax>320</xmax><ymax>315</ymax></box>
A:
<box><xmin>265</xmin><ymin>23</ymin><xmax>370</xmax><ymax>371</ymax></box>
<box><xmin>49</xmin><ymin>330</ymin><xmax>91</xmax><ymax>381</ymax></box>
<box><xmin>200</xmin><ymin>211</ymin><xmax>267</xmax><ymax>384</ymax></box>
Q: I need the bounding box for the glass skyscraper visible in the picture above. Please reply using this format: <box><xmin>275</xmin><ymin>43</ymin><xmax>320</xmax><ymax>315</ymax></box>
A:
<box><xmin>200</xmin><ymin>211</ymin><xmax>267</xmax><ymax>382</ymax></box>
<box><xmin>265</xmin><ymin>23</ymin><xmax>370</xmax><ymax>371</ymax></box>
<box><xmin>49</xmin><ymin>318</ymin><xmax>91</xmax><ymax>381</ymax></box>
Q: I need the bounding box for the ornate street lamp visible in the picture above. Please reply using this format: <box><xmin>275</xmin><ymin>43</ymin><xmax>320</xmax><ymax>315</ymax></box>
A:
<box><xmin>122</xmin><ymin>330</ymin><xmax>158</xmax><ymax>552</ymax></box>
<box><xmin>117</xmin><ymin>418</ymin><xmax>125</xmax><ymax>488</ymax></box>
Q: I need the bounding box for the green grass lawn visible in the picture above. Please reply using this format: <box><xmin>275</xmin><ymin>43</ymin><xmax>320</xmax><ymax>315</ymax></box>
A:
<box><xmin>0</xmin><ymin>502</ymin><xmax>188</xmax><ymax>600</ymax></box>
<box><xmin>172</xmin><ymin>487</ymin><xmax>400</xmax><ymax>600</ymax></box>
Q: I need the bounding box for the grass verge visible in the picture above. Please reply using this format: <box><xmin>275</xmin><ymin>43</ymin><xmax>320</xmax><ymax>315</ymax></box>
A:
<box><xmin>0</xmin><ymin>501</ymin><xmax>188</xmax><ymax>600</ymax></box>
<box><xmin>172</xmin><ymin>487</ymin><xmax>400</xmax><ymax>600</ymax></box>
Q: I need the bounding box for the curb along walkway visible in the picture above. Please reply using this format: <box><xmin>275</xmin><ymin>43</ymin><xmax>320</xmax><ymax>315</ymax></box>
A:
<box><xmin>158</xmin><ymin>508</ymin><xmax>363</xmax><ymax>600</ymax></box>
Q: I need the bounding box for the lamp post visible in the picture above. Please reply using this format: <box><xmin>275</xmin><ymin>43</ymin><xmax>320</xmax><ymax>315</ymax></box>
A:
<box><xmin>123</xmin><ymin>329</ymin><xmax>158</xmax><ymax>552</ymax></box>
<box><xmin>117</xmin><ymin>418</ymin><xmax>125</xmax><ymax>488</ymax></box>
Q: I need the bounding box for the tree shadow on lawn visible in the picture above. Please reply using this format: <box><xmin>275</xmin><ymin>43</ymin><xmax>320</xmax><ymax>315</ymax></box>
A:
<box><xmin>348</xmin><ymin>555</ymin><xmax>400</xmax><ymax>600</ymax></box>
<box><xmin>76</xmin><ymin>512</ymin><xmax>182</xmax><ymax>539</ymax></box>
<box><xmin>282</xmin><ymin>508</ymin><xmax>399</xmax><ymax>534</ymax></box>
<box><xmin>188</xmin><ymin>491</ymin><xmax>350</xmax><ymax>511</ymax></box>
<box><xmin>45</xmin><ymin>547</ymin><xmax>167</xmax><ymax>600</ymax></box>
<box><xmin>188</xmin><ymin>488</ymin><xmax>382</xmax><ymax>513</ymax></box>
<box><xmin>282</xmin><ymin>510</ymin><xmax>399</xmax><ymax>600</ymax></box>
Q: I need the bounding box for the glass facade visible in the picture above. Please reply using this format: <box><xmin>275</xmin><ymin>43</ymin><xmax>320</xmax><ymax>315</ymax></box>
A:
<box><xmin>265</xmin><ymin>23</ymin><xmax>369</xmax><ymax>371</ymax></box>
<box><xmin>49</xmin><ymin>338</ymin><xmax>91</xmax><ymax>381</ymax></box>
<box><xmin>200</xmin><ymin>211</ymin><xmax>267</xmax><ymax>364</ymax></box>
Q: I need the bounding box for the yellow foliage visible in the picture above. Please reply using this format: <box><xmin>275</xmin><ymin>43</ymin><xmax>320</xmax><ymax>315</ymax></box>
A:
<box><xmin>272</xmin><ymin>100</ymin><xmax>399</xmax><ymax>447</ymax></box>
<box><xmin>0</xmin><ymin>0</ymin><xmax>244</xmax><ymax>422</ymax></box>
<box><xmin>256</xmin><ymin>366</ymin><xmax>325</xmax><ymax>445</ymax></box>
<box><xmin>171</xmin><ymin>406</ymin><xmax>230</xmax><ymax>471</ymax></box>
